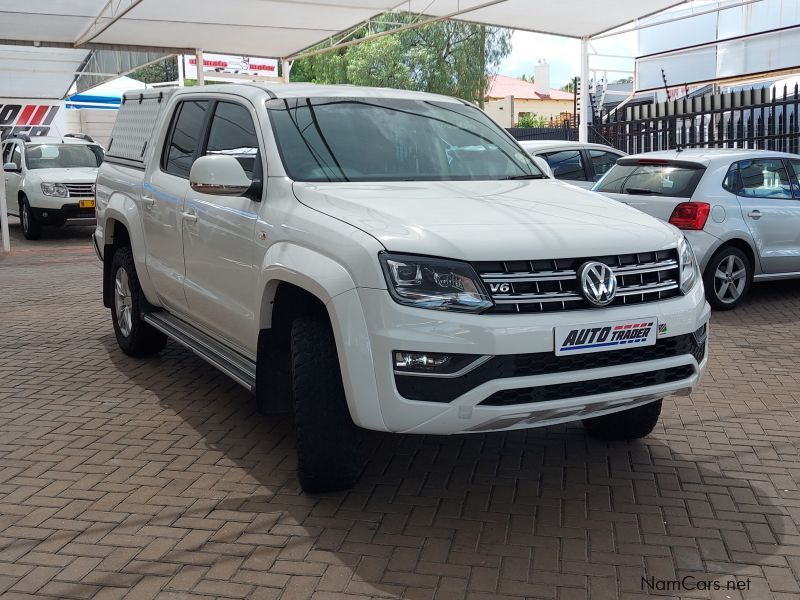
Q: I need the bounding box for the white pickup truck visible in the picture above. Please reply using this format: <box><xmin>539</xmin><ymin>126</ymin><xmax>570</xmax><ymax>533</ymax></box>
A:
<box><xmin>95</xmin><ymin>85</ymin><xmax>710</xmax><ymax>492</ymax></box>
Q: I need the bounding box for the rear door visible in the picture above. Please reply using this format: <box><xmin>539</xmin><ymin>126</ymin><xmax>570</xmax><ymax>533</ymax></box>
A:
<box><xmin>142</xmin><ymin>99</ymin><xmax>210</xmax><ymax>313</ymax></box>
<box><xmin>593</xmin><ymin>158</ymin><xmax>706</xmax><ymax>220</ymax></box>
<box><xmin>736</xmin><ymin>157</ymin><xmax>800</xmax><ymax>274</ymax></box>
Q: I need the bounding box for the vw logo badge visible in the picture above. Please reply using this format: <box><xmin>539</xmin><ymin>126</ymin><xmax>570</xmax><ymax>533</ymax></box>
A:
<box><xmin>578</xmin><ymin>261</ymin><xmax>617</xmax><ymax>307</ymax></box>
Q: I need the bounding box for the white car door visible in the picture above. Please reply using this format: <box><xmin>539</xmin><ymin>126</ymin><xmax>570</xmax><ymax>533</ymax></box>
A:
<box><xmin>3</xmin><ymin>142</ymin><xmax>23</xmax><ymax>215</ymax></box>
<box><xmin>182</xmin><ymin>100</ymin><xmax>261</xmax><ymax>354</ymax></box>
<box><xmin>141</xmin><ymin>99</ymin><xmax>210</xmax><ymax>314</ymax></box>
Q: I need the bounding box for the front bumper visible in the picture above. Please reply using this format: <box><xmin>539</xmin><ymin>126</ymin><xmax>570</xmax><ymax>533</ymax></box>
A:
<box><xmin>30</xmin><ymin>203</ymin><xmax>96</xmax><ymax>225</ymax></box>
<box><xmin>329</xmin><ymin>281</ymin><xmax>710</xmax><ymax>435</ymax></box>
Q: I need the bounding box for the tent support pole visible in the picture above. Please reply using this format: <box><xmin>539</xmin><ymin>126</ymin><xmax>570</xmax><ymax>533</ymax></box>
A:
<box><xmin>195</xmin><ymin>49</ymin><xmax>204</xmax><ymax>86</ymax></box>
<box><xmin>282</xmin><ymin>59</ymin><xmax>292</xmax><ymax>83</ymax></box>
<box><xmin>0</xmin><ymin>171</ymin><xmax>9</xmax><ymax>254</ymax></box>
<box><xmin>579</xmin><ymin>37</ymin><xmax>590</xmax><ymax>143</ymax></box>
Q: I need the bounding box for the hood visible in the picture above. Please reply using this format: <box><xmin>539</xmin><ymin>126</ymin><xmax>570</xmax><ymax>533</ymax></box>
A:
<box><xmin>292</xmin><ymin>179</ymin><xmax>680</xmax><ymax>261</ymax></box>
<box><xmin>27</xmin><ymin>167</ymin><xmax>97</xmax><ymax>184</ymax></box>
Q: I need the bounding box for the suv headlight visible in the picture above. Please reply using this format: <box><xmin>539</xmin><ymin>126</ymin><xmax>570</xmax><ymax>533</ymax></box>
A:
<box><xmin>678</xmin><ymin>236</ymin><xmax>700</xmax><ymax>294</ymax></box>
<box><xmin>41</xmin><ymin>183</ymin><xmax>68</xmax><ymax>197</ymax></box>
<box><xmin>379</xmin><ymin>253</ymin><xmax>493</xmax><ymax>313</ymax></box>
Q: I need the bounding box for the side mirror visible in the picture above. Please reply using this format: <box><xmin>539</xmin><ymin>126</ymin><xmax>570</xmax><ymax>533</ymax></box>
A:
<box><xmin>189</xmin><ymin>155</ymin><xmax>258</xmax><ymax>199</ymax></box>
<box><xmin>532</xmin><ymin>156</ymin><xmax>553</xmax><ymax>179</ymax></box>
<box><xmin>3</xmin><ymin>162</ymin><xmax>19</xmax><ymax>172</ymax></box>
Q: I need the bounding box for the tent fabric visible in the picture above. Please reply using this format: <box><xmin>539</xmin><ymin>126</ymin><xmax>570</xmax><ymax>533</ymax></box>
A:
<box><xmin>0</xmin><ymin>0</ymin><xmax>688</xmax><ymax>99</ymax></box>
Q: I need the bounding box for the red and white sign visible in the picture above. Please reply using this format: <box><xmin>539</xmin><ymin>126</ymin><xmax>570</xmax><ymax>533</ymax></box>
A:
<box><xmin>0</xmin><ymin>100</ymin><xmax>66</xmax><ymax>141</ymax></box>
<box><xmin>182</xmin><ymin>53</ymin><xmax>278</xmax><ymax>81</ymax></box>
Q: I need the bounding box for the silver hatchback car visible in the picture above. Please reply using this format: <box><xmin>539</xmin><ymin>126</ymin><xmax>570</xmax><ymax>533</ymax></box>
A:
<box><xmin>594</xmin><ymin>149</ymin><xmax>800</xmax><ymax>309</ymax></box>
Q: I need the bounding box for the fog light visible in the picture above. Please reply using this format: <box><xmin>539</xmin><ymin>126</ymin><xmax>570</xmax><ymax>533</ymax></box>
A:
<box><xmin>394</xmin><ymin>351</ymin><xmax>452</xmax><ymax>370</ymax></box>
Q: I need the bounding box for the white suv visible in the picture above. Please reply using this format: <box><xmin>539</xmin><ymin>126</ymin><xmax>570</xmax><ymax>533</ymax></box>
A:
<box><xmin>95</xmin><ymin>85</ymin><xmax>710</xmax><ymax>492</ymax></box>
<box><xmin>2</xmin><ymin>133</ymin><xmax>104</xmax><ymax>239</ymax></box>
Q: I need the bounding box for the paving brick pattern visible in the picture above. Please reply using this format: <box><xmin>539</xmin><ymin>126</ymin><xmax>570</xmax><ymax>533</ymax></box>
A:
<box><xmin>2</xmin><ymin>219</ymin><xmax>800</xmax><ymax>599</ymax></box>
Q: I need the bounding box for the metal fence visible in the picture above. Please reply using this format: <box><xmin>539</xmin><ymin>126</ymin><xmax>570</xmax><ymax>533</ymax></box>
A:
<box><xmin>595</xmin><ymin>85</ymin><xmax>800</xmax><ymax>154</ymax></box>
<box><xmin>508</xmin><ymin>85</ymin><xmax>800</xmax><ymax>155</ymax></box>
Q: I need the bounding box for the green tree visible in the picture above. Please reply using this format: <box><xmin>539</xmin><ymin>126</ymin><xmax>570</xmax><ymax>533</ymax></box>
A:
<box><xmin>517</xmin><ymin>113</ymin><xmax>548</xmax><ymax>128</ymax></box>
<box><xmin>130</xmin><ymin>56</ymin><xmax>178</xmax><ymax>84</ymax></box>
<box><xmin>291</xmin><ymin>14</ymin><xmax>511</xmax><ymax>105</ymax></box>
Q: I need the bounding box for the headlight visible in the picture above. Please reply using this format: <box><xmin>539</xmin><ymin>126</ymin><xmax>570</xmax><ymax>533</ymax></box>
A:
<box><xmin>379</xmin><ymin>253</ymin><xmax>493</xmax><ymax>313</ymax></box>
<box><xmin>678</xmin><ymin>236</ymin><xmax>700</xmax><ymax>294</ymax></box>
<box><xmin>41</xmin><ymin>183</ymin><xmax>68</xmax><ymax>197</ymax></box>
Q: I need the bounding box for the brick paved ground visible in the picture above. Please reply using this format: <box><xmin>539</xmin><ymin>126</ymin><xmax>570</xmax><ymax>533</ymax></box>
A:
<box><xmin>2</xmin><ymin>218</ymin><xmax>800</xmax><ymax>600</ymax></box>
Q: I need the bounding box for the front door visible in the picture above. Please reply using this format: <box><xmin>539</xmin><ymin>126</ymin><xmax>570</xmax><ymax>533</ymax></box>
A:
<box><xmin>3</xmin><ymin>142</ymin><xmax>23</xmax><ymax>215</ymax></box>
<box><xmin>182</xmin><ymin>100</ymin><xmax>262</xmax><ymax>355</ymax></box>
<box><xmin>736</xmin><ymin>157</ymin><xmax>800</xmax><ymax>274</ymax></box>
<box><xmin>142</xmin><ymin>99</ymin><xmax>210</xmax><ymax>313</ymax></box>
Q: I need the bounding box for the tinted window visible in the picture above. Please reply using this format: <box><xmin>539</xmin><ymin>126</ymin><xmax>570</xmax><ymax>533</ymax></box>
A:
<box><xmin>542</xmin><ymin>150</ymin><xmax>587</xmax><ymax>181</ymax></box>
<box><xmin>722</xmin><ymin>164</ymin><xmax>741</xmax><ymax>194</ymax></box>
<box><xmin>25</xmin><ymin>144</ymin><xmax>101</xmax><ymax>169</ymax></box>
<box><xmin>206</xmin><ymin>102</ymin><xmax>260</xmax><ymax>179</ymax></box>
<box><xmin>1</xmin><ymin>143</ymin><xmax>10</xmax><ymax>164</ymax></box>
<box><xmin>164</xmin><ymin>101</ymin><xmax>209</xmax><ymax>178</ymax></box>
<box><xmin>267</xmin><ymin>97</ymin><xmax>542</xmax><ymax>182</ymax></box>
<box><xmin>738</xmin><ymin>158</ymin><xmax>792</xmax><ymax>199</ymax></box>
<box><xmin>10</xmin><ymin>144</ymin><xmax>22</xmax><ymax>169</ymax></box>
<box><xmin>593</xmin><ymin>161</ymin><xmax>705</xmax><ymax>198</ymax></box>
<box><xmin>589</xmin><ymin>149</ymin><xmax>620</xmax><ymax>181</ymax></box>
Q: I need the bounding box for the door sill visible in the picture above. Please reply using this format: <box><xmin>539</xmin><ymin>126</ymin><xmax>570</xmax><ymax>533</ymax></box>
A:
<box><xmin>143</xmin><ymin>312</ymin><xmax>256</xmax><ymax>392</ymax></box>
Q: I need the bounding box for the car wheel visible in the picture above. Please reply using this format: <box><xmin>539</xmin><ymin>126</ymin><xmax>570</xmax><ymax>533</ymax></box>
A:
<box><xmin>110</xmin><ymin>246</ymin><xmax>167</xmax><ymax>357</ymax></box>
<box><xmin>19</xmin><ymin>198</ymin><xmax>42</xmax><ymax>240</ymax></box>
<box><xmin>290</xmin><ymin>315</ymin><xmax>359</xmax><ymax>493</ymax></box>
<box><xmin>703</xmin><ymin>246</ymin><xmax>752</xmax><ymax>310</ymax></box>
<box><xmin>583</xmin><ymin>399</ymin><xmax>662</xmax><ymax>440</ymax></box>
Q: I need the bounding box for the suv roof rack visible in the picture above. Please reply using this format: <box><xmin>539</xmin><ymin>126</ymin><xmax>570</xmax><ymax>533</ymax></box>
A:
<box><xmin>64</xmin><ymin>133</ymin><xmax>95</xmax><ymax>143</ymax></box>
<box><xmin>10</xmin><ymin>132</ymin><xmax>31</xmax><ymax>142</ymax></box>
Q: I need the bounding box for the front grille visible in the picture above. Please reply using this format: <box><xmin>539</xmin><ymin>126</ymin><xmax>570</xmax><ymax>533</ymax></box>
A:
<box><xmin>475</xmin><ymin>249</ymin><xmax>681</xmax><ymax>313</ymax></box>
<box><xmin>395</xmin><ymin>333</ymin><xmax>705</xmax><ymax>403</ymax></box>
<box><xmin>479</xmin><ymin>365</ymin><xmax>695</xmax><ymax>406</ymax></box>
<box><xmin>64</xmin><ymin>183</ymin><xmax>95</xmax><ymax>198</ymax></box>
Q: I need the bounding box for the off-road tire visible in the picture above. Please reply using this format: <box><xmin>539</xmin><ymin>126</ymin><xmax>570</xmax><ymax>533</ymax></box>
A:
<box><xmin>110</xmin><ymin>246</ymin><xmax>167</xmax><ymax>357</ymax></box>
<box><xmin>703</xmin><ymin>246</ymin><xmax>752</xmax><ymax>311</ymax></box>
<box><xmin>19</xmin><ymin>197</ymin><xmax>42</xmax><ymax>240</ymax></box>
<box><xmin>583</xmin><ymin>399</ymin><xmax>662</xmax><ymax>440</ymax></box>
<box><xmin>290</xmin><ymin>315</ymin><xmax>358</xmax><ymax>492</ymax></box>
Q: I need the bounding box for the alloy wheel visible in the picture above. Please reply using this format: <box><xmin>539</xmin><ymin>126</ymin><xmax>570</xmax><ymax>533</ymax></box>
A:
<box><xmin>713</xmin><ymin>254</ymin><xmax>747</xmax><ymax>305</ymax></box>
<box><xmin>114</xmin><ymin>268</ymin><xmax>133</xmax><ymax>337</ymax></box>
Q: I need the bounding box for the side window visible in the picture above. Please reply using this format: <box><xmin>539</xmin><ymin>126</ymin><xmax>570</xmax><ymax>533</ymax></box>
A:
<box><xmin>1</xmin><ymin>143</ymin><xmax>9</xmax><ymax>164</ymax></box>
<box><xmin>738</xmin><ymin>158</ymin><xmax>793</xmax><ymax>200</ymax></box>
<box><xmin>205</xmin><ymin>102</ymin><xmax>260</xmax><ymax>180</ymax></box>
<box><xmin>589</xmin><ymin>150</ymin><xmax>621</xmax><ymax>181</ymax></box>
<box><xmin>722</xmin><ymin>163</ymin><xmax>741</xmax><ymax>194</ymax></box>
<box><xmin>542</xmin><ymin>150</ymin><xmax>588</xmax><ymax>181</ymax></box>
<box><xmin>10</xmin><ymin>144</ymin><xmax>22</xmax><ymax>169</ymax></box>
<box><xmin>788</xmin><ymin>160</ymin><xmax>800</xmax><ymax>196</ymax></box>
<box><xmin>163</xmin><ymin>100</ymin><xmax>209</xmax><ymax>178</ymax></box>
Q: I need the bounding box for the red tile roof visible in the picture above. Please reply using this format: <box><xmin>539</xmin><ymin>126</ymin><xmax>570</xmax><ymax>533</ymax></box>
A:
<box><xmin>486</xmin><ymin>74</ymin><xmax>574</xmax><ymax>101</ymax></box>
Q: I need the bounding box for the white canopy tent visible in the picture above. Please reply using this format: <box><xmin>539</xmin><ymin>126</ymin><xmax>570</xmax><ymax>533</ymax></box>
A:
<box><xmin>0</xmin><ymin>0</ymin><xmax>690</xmax><ymax>252</ymax></box>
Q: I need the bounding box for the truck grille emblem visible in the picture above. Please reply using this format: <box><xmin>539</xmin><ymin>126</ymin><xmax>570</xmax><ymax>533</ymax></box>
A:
<box><xmin>578</xmin><ymin>261</ymin><xmax>617</xmax><ymax>307</ymax></box>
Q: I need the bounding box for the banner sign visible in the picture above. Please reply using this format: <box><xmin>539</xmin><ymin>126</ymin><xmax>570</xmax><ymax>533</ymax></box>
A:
<box><xmin>0</xmin><ymin>100</ymin><xmax>66</xmax><ymax>141</ymax></box>
<box><xmin>182</xmin><ymin>54</ymin><xmax>278</xmax><ymax>81</ymax></box>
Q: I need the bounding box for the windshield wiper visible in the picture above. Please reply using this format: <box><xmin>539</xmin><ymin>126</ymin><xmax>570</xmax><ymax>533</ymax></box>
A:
<box><xmin>624</xmin><ymin>187</ymin><xmax>662</xmax><ymax>195</ymax></box>
<box><xmin>501</xmin><ymin>174</ymin><xmax>546</xmax><ymax>180</ymax></box>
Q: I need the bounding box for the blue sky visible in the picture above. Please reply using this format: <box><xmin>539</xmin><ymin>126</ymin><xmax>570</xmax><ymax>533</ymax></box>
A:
<box><xmin>499</xmin><ymin>30</ymin><xmax>638</xmax><ymax>90</ymax></box>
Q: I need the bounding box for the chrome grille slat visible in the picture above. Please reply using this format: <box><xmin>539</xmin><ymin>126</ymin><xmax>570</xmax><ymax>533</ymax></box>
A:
<box><xmin>476</xmin><ymin>250</ymin><xmax>681</xmax><ymax>314</ymax></box>
<box><xmin>64</xmin><ymin>183</ymin><xmax>95</xmax><ymax>198</ymax></box>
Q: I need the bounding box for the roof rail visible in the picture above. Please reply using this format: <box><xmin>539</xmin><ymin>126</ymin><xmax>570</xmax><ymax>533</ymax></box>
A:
<box><xmin>10</xmin><ymin>132</ymin><xmax>31</xmax><ymax>142</ymax></box>
<box><xmin>64</xmin><ymin>133</ymin><xmax>95</xmax><ymax>143</ymax></box>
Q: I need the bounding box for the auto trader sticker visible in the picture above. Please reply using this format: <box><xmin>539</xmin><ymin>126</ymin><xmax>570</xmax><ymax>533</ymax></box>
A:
<box><xmin>555</xmin><ymin>318</ymin><xmax>658</xmax><ymax>356</ymax></box>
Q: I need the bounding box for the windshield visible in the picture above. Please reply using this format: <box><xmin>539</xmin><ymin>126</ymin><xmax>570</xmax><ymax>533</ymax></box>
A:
<box><xmin>266</xmin><ymin>97</ymin><xmax>543</xmax><ymax>182</ymax></box>
<box><xmin>25</xmin><ymin>144</ymin><xmax>103</xmax><ymax>170</ymax></box>
<box><xmin>593</xmin><ymin>160</ymin><xmax>705</xmax><ymax>198</ymax></box>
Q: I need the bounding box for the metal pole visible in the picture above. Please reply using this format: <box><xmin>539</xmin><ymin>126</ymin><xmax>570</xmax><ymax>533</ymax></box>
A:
<box><xmin>0</xmin><ymin>168</ymin><xmax>10</xmax><ymax>253</ymax></box>
<box><xmin>579</xmin><ymin>37</ymin><xmax>590</xmax><ymax>143</ymax></box>
<box><xmin>195</xmin><ymin>49</ymin><xmax>204</xmax><ymax>86</ymax></box>
<box><xmin>177</xmin><ymin>53</ymin><xmax>185</xmax><ymax>87</ymax></box>
<box><xmin>282</xmin><ymin>59</ymin><xmax>292</xmax><ymax>83</ymax></box>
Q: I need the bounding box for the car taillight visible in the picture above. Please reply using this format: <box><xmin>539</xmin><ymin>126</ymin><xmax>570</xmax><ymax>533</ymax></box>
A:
<box><xmin>669</xmin><ymin>202</ymin><xmax>710</xmax><ymax>230</ymax></box>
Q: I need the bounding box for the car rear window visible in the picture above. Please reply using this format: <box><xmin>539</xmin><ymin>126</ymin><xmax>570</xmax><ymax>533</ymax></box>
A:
<box><xmin>593</xmin><ymin>159</ymin><xmax>705</xmax><ymax>198</ymax></box>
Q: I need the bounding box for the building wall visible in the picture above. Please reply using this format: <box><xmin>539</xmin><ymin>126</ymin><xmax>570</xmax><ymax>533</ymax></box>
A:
<box><xmin>484</xmin><ymin>97</ymin><xmax>573</xmax><ymax>127</ymax></box>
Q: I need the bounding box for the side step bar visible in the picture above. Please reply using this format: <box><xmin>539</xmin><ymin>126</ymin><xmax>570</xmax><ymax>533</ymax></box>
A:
<box><xmin>143</xmin><ymin>312</ymin><xmax>257</xmax><ymax>392</ymax></box>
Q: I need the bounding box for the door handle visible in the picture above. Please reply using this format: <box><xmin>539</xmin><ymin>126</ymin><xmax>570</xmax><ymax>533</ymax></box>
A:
<box><xmin>141</xmin><ymin>195</ymin><xmax>155</xmax><ymax>207</ymax></box>
<box><xmin>748</xmin><ymin>210</ymin><xmax>762</xmax><ymax>220</ymax></box>
<box><xmin>181</xmin><ymin>211</ymin><xmax>198</xmax><ymax>223</ymax></box>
